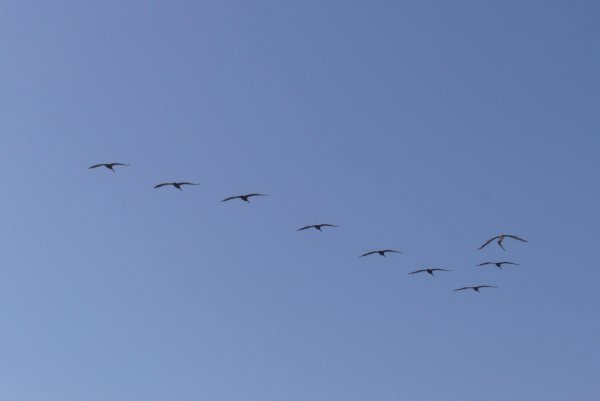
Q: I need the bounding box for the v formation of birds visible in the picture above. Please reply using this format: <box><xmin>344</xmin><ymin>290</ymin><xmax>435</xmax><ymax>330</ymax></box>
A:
<box><xmin>89</xmin><ymin>162</ymin><xmax>529</xmax><ymax>293</ymax></box>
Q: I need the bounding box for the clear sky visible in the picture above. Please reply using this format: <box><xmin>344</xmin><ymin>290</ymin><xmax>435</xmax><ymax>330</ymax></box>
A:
<box><xmin>1</xmin><ymin>1</ymin><xmax>599</xmax><ymax>400</ymax></box>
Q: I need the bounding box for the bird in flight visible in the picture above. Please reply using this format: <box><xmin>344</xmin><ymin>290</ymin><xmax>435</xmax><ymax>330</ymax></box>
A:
<box><xmin>360</xmin><ymin>249</ymin><xmax>402</xmax><ymax>257</ymax></box>
<box><xmin>296</xmin><ymin>224</ymin><xmax>338</xmax><ymax>232</ymax></box>
<box><xmin>221</xmin><ymin>193</ymin><xmax>268</xmax><ymax>203</ymax></box>
<box><xmin>477</xmin><ymin>261</ymin><xmax>520</xmax><ymax>269</ymax></box>
<box><xmin>154</xmin><ymin>182</ymin><xmax>199</xmax><ymax>190</ymax></box>
<box><xmin>408</xmin><ymin>268</ymin><xmax>451</xmax><ymax>276</ymax></box>
<box><xmin>88</xmin><ymin>162</ymin><xmax>129</xmax><ymax>172</ymax></box>
<box><xmin>478</xmin><ymin>234</ymin><xmax>528</xmax><ymax>251</ymax></box>
<box><xmin>454</xmin><ymin>285</ymin><xmax>497</xmax><ymax>293</ymax></box>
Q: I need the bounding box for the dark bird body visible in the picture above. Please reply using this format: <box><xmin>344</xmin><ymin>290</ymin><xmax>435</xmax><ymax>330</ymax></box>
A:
<box><xmin>88</xmin><ymin>162</ymin><xmax>129</xmax><ymax>172</ymax></box>
<box><xmin>221</xmin><ymin>193</ymin><xmax>267</xmax><ymax>202</ymax></box>
<box><xmin>360</xmin><ymin>249</ymin><xmax>402</xmax><ymax>257</ymax></box>
<box><xmin>477</xmin><ymin>261</ymin><xmax>520</xmax><ymax>269</ymax></box>
<box><xmin>154</xmin><ymin>182</ymin><xmax>199</xmax><ymax>190</ymax></box>
<box><xmin>296</xmin><ymin>224</ymin><xmax>337</xmax><ymax>232</ymax></box>
<box><xmin>478</xmin><ymin>234</ymin><xmax>528</xmax><ymax>251</ymax></box>
<box><xmin>409</xmin><ymin>268</ymin><xmax>451</xmax><ymax>276</ymax></box>
<box><xmin>454</xmin><ymin>285</ymin><xmax>497</xmax><ymax>293</ymax></box>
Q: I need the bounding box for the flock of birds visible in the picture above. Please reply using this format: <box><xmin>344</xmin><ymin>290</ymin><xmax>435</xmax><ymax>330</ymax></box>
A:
<box><xmin>89</xmin><ymin>162</ymin><xmax>529</xmax><ymax>293</ymax></box>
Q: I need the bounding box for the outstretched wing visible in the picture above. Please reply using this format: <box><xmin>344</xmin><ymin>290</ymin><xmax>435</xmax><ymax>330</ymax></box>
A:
<box><xmin>319</xmin><ymin>224</ymin><xmax>338</xmax><ymax>228</ymax></box>
<box><xmin>88</xmin><ymin>163</ymin><xmax>106</xmax><ymax>169</ymax></box>
<box><xmin>454</xmin><ymin>287</ymin><xmax>472</xmax><ymax>292</ymax></box>
<box><xmin>382</xmin><ymin>249</ymin><xmax>402</xmax><ymax>254</ymax></box>
<box><xmin>296</xmin><ymin>225</ymin><xmax>314</xmax><ymax>231</ymax></box>
<box><xmin>506</xmin><ymin>235</ymin><xmax>528</xmax><ymax>242</ymax></box>
<box><xmin>432</xmin><ymin>269</ymin><xmax>451</xmax><ymax>272</ymax></box>
<box><xmin>478</xmin><ymin>236</ymin><xmax>499</xmax><ymax>250</ymax></box>
<box><xmin>178</xmin><ymin>182</ymin><xmax>199</xmax><ymax>186</ymax></box>
<box><xmin>409</xmin><ymin>269</ymin><xmax>426</xmax><ymax>274</ymax></box>
<box><xmin>154</xmin><ymin>183</ymin><xmax>171</xmax><ymax>188</ymax></box>
<box><xmin>476</xmin><ymin>262</ymin><xmax>493</xmax><ymax>266</ymax></box>
<box><xmin>111</xmin><ymin>163</ymin><xmax>129</xmax><ymax>167</ymax></box>
<box><xmin>246</xmin><ymin>193</ymin><xmax>267</xmax><ymax>198</ymax></box>
<box><xmin>360</xmin><ymin>251</ymin><xmax>377</xmax><ymax>257</ymax></box>
<box><xmin>500</xmin><ymin>262</ymin><xmax>520</xmax><ymax>266</ymax></box>
<box><xmin>477</xmin><ymin>285</ymin><xmax>497</xmax><ymax>290</ymax></box>
<box><xmin>221</xmin><ymin>195</ymin><xmax>241</xmax><ymax>202</ymax></box>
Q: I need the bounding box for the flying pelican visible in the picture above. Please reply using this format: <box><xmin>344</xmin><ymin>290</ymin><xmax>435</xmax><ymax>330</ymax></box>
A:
<box><xmin>88</xmin><ymin>162</ymin><xmax>129</xmax><ymax>172</ymax></box>
<box><xmin>476</xmin><ymin>261</ymin><xmax>520</xmax><ymax>269</ymax></box>
<box><xmin>221</xmin><ymin>193</ymin><xmax>268</xmax><ymax>202</ymax></box>
<box><xmin>478</xmin><ymin>234</ymin><xmax>527</xmax><ymax>251</ymax></box>
<box><xmin>154</xmin><ymin>182</ymin><xmax>199</xmax><ymax>190</ymax></box>
<box><xmin>360</xmin><ymin>249</ymin><xmax>402</xmax><ymax>257</ymax></box>
<box><xmin>453</xmin><ymin>285</ymin><xmax>497</xmax><ymax>293</ymax></box>
<box><xmin>296</xmin><ymin>224</ymin><xmax>338</xmax><ymax>232</ymax></box>
<box><xmin>408</xmin><ymin>268</ymin><xmax>451</xmax><ymax>276</ymax></box>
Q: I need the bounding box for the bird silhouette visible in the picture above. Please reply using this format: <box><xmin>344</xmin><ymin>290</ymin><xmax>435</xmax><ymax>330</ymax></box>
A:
<box><xmin>360</xmin><ymin>249</ymin><xmax>402</xmax><ymax>257</ymax></box>
<box><xmin>296</xmin><ymin>224</ymin><xmax>338</xmax><ymax>232</ymax></box>
<box><xmin>453</xmin><ymin>285</ymin><xmax>497</xmax><ymax>293</ymax></box>
<box><xmin>478</xmin><ymin>234</ymin><xmax>528</xmax><ymax>251</ymax></box>
<box><xmin>477</xmin><ymin>261</ymin><xmax>521</xmax><ymax>269</ymax></box>
<box><xmin>221</xmin><ymin>193</ymin><xmax>268</xmax><ymax>202</ymax></box>
<box><xmin>88</xmin><ymin>162</ymin><xmax>129</xmax><ymax>172</ymax></box>
<box><xmin>154</xmin><ymin>182</ymin><xmax>199</xmax><ymax>190</ymax></box>
<box><xmin>408</xmin><ymin>268</ymin><xmax>451</xmax><ymax>276</ymax></box>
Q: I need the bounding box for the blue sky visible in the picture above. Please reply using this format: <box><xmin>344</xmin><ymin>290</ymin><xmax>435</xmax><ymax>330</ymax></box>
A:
<box><xmin>1</xmin><ymin>1</ymin><xmax>599</xmax><ymax>400</ymax></box>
